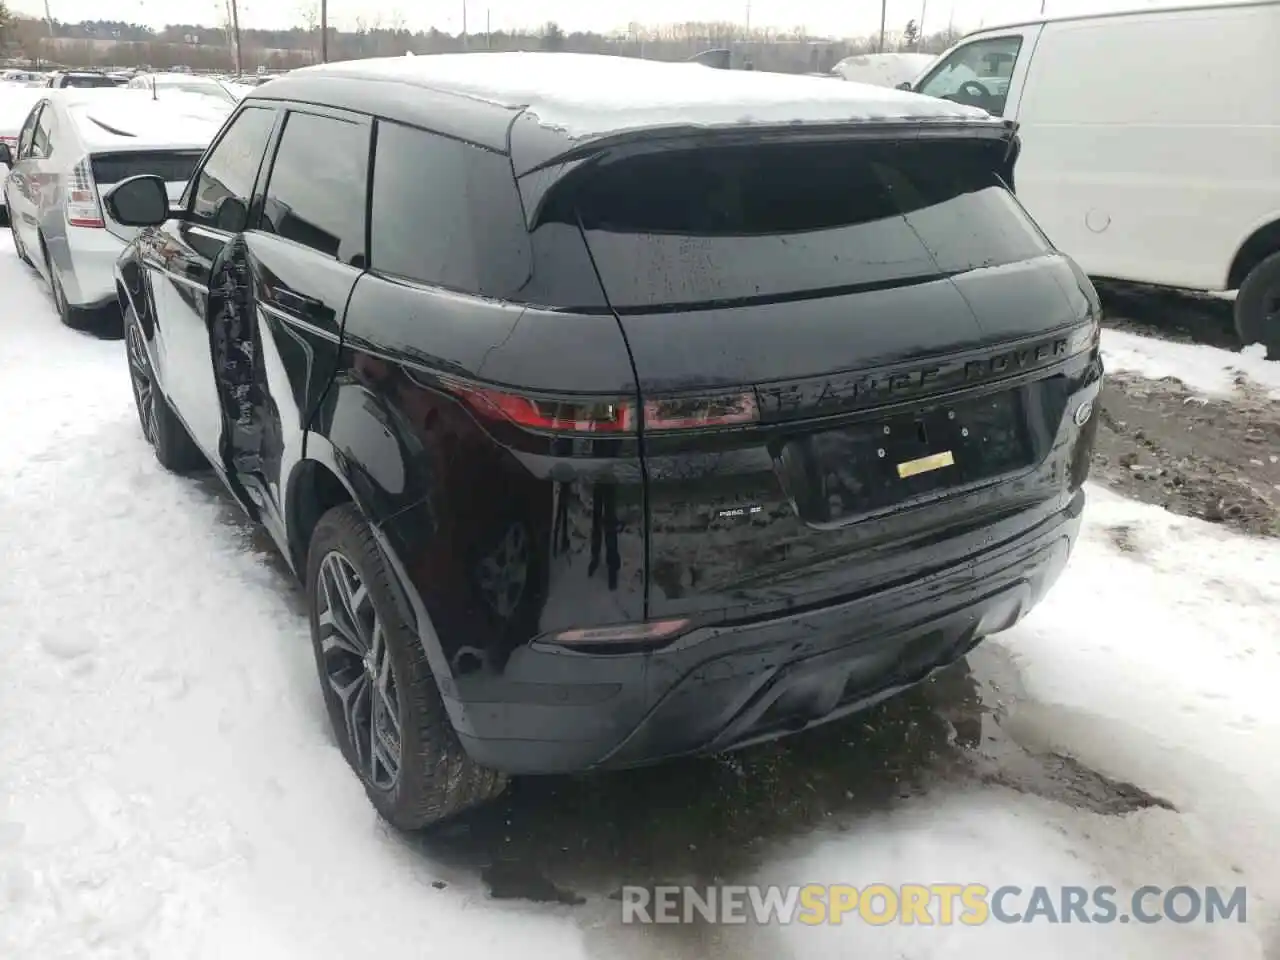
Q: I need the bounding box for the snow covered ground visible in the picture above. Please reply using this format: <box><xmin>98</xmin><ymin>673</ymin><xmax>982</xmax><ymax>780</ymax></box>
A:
<box><xmin>2</xmin><ymin>233</ymin><xmax>1279</xmax><ymax>959</ymax></box>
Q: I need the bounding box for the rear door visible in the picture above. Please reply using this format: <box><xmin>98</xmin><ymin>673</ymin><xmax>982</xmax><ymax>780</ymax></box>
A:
<box><xmin>230</xmin><ymin>105</ymin><xmax>370</xmax><ymax>551</ymax></box>
<box><xmin>6</xmin><ymin>102</ymin><xmax>44</xmax><ymax>253</ymax></box>
<box><xmin>567</xmin><ymin>133</ymin><xmax>1090</xmax><ymax>622</ymax></box>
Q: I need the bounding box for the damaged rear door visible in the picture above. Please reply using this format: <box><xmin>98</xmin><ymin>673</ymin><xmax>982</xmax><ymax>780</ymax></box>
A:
<box><xmin>224</xmin><ymin>105</ymin><xmax>371</xmax><ymax>551</ymax></box>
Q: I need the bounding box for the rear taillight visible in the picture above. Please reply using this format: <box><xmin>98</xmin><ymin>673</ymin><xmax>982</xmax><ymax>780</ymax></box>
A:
<box><xmin>66</xmin><ymin>156</ymin><xmax>105</xmax><ymax>229</ymax></box>
<box><xmin>442</xmin><ymin>378</ymin><xmax>758</xmax><ymax>436</ymax></box>
<box><xmin>0</xmin><ymin>135</ymin><xmax>16</xmax><ymax>152</ymax></box>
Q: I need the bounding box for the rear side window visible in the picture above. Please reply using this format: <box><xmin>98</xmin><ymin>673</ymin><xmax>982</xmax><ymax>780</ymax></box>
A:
<box><xmin>560</xmin><ymin>139</ymin><xmax>1050</xmax><ymax>312</ymax></box>
<box><xmin>259</xmin><ymin>111</ymin><xmax>368</xmax><ymax>264</ymax></box>
<box><xmin>189</xmin><ymin>105</ymin><xmax>277</xmax><ymax>232</ymax></box>
<box><xmin>369</xmin><ymin>120</ymin><xmax>530</xmax><ymax>297</ymax></box>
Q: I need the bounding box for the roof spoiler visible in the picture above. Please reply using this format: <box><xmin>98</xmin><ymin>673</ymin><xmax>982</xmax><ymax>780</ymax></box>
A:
<box><xmin>515</xmin><ymin>117</ymin><xmax>1020</xmax><ymax>227</ymax></box>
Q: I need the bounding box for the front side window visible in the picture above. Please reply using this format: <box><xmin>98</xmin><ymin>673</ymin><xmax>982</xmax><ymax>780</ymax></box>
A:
<box><xmin>258</xmin><ymin>111</ymin><xmax>368</xmax><ymax>264</ymax></box>
<box><xmin>188</xmin><ymin>105</ymin><xmax>277</xmax><ymax>232</ymax></box>
<box><xmin>369</xmin><ymin>120</ymin><xmax>530</xmax><ymax>297</ymax></box>
<box><xmin>916</xmin><ymin>36</ymin><xmax>1024</xmax><ymax>116</ymax></box>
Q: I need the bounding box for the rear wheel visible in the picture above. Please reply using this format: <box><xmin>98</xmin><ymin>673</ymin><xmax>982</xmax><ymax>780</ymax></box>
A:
<box><xmin>306</xmin><ymin>504</ymin><xmax>507</xmax><ymax>830</ymax></box>
<box><xmin>40</xmin><ymin>235</ymin><xmax>94</xmax><ymax>332</ymax></box>
<box><xmin>124</xmin><ymin>304</ymin><xmax>205</xmax><ymax>473</ymax></box>
<box><xmin>1235</xmin><ymin>251</ymin><xmax>1280</xmax><ymax>360</ymax></box>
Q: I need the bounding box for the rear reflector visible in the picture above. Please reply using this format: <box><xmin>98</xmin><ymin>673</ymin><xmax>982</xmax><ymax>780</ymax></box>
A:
<box><xmin>552</xmin><ymin>618</ymin><xmax>690</xmax><ymax>648</ymax></box>
<box><xmin>442</xmin><ymin>377</ymin><xmax>758</xmax><ymax>436</ymax></box>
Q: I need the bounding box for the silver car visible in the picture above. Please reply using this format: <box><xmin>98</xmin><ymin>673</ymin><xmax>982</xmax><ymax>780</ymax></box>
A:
<box><xmin>1</xmin><ymin>89</ymin><xmax>229</xmax><ymax>328</ymax></box>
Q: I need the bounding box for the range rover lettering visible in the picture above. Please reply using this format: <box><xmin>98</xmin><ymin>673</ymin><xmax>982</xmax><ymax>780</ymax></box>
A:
<box><xmin>107</xmin><ymin>52</ymin><xmax>1103</xmax><ymax>828</ymax></box>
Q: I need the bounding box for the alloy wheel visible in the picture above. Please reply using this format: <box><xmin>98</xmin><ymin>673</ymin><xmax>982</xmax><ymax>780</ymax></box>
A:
<box><xmin>125</xmin><ymin>319</ymin><xmax>157</xmax><ymax>442</ymax></box>
<box><xmin>316</xmin><ymin>551</ymin><xmax>402</xmax><ymax>790</ymax></box>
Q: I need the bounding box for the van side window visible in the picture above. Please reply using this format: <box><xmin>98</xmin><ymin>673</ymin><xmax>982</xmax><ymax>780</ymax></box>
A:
<box><xmin>258</xmin><ymin>111</ymin><xmax>369</xmax><ymax>265</ymax></box>
<box><xmin>188</xmin><ymin>106</ymin><xmax>277</xmax><ymax>233</ymax></box>
<box><xmin>369</xmin><ymin>120</ymin><xmax>530</xmax><ymax>298</ymax></box>
<box><xmin>917</xmin><ymin>36</ymin><xmax>1023</xmax><ymax>116</ymax></box>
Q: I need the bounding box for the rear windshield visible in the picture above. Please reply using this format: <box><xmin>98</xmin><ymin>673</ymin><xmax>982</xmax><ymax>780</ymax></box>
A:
<box><xmin>63</xmin><ymin>75</ymin><xmax>119</xmax><ymax>88</ymax></box>
<box><xmin>92</xmin><ymin>151</ymin><xmax>204</xmax><ymax>185</ymax></box>
<box><xmin>563</xmin><ymin>138</ymin><xmax>1048</xmax><ymax>312</ymax></box>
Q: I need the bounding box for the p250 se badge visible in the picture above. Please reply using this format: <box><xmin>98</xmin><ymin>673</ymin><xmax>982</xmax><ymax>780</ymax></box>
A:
<box><xmin>716</xmin><ymin>505</ymin><xmax>764</xmax><ymax>520</ymax></box>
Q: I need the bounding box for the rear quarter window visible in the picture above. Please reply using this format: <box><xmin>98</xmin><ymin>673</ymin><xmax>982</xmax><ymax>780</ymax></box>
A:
<box><xmin>369</xmin><ymin>120</ymin><xmax>531</xmax><ymax>299</ymax></box>
<box><xmin>555</xmin><ymin>138</ymin><xmax>1050</xmax><ymax>312</ymax></box>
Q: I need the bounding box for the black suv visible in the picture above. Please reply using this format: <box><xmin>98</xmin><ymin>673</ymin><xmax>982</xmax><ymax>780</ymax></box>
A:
<box><xmin>106</xmin><ymin>52</ymin><xmax>1102</xmax><ymax>828</ymax></box>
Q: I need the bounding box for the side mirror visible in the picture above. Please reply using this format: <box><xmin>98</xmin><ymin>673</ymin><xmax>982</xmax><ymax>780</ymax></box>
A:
<box><xmin>896</xmin><ymin>81</ymin><xmax>914</xmax><ymax>91</ymax></box>
<box><xmin>104</xmin><ymin>174</ymin><xmax>171</xmax><ymax>227</ymax></box>
<box><xmin>0</xmin><ymin>143</ymin><xmax>12</xmax><ymax>166</ymax></box>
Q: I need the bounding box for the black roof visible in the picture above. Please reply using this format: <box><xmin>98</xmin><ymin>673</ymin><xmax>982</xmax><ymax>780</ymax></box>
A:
<box><xmin>251</xmin><ymin>52</ymin><xmax>1007</xmax><ymax>176</ymax></box>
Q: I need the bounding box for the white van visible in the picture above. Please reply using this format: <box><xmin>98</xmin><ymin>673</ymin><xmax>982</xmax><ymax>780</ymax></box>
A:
<box><xmin>908</xmin><ymin>1</ymin><xmax>1280</xmax><ymax>356</ymax></box>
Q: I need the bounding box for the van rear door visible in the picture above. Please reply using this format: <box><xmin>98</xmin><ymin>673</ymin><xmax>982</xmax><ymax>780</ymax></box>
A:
<box><xmin>562</xmin><ymin>131</ymin><xmax>1097</xmax><ymax>623</ymax></box>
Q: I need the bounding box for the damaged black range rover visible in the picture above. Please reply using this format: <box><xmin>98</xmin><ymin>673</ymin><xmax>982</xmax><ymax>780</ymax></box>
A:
<box><xmin>107</xmin><ymin>52</ymin><xmax>1102</xmax><ymax>829</ymax></box>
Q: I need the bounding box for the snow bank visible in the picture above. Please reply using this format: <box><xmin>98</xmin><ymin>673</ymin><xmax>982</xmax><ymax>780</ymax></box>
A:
<box><xmin>1102</xmin><ymin>328</ymin><xmax>1280</xmax><ymax>399</ymax></box>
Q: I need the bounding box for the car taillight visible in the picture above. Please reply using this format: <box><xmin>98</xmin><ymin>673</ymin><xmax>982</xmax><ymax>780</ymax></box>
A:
<box><xmin>66</xmin><ymin>156</ymin><xmax>104</xmax><ymax>228</ymax></box>
<box><xmin>441</xmin><ymin>378</ymin><xmax>759</xmax><ymax>436</ymax></box>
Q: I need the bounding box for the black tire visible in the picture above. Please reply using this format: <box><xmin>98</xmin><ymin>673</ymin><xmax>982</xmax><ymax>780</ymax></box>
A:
<box><xmin>306</xmin><ymin>504</ymin><xmax>507</xmax><ymax>830</ymax></box>
<box><xmin>124</xmin><ymin>304</ymin><xmax>206</xmax><ymax>473</ymax></box>
<box><xmin>1235</xmin><ymin>250</ymin><xmax>1280</xmax><ymax>360</ymax></box>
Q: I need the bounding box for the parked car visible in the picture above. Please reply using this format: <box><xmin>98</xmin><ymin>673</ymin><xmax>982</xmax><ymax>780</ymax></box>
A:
<box><xmin>1</xmin><ymin>70</ymin><xmax>45</xmax><ymax>85</ymax></box>
<box><xmin>832</xmin><ymin>52</ymin><xmax>937</xmax><ymax>88</ymax></box>
<box><xmin>0</xmin><ymin>85</ymin><xmax>42</xmax><ymax>223</ymax></box>
<box><xmin>907</xmin><ymin>0</ymin><xmax>1280</xmax><ymax>356</ymax></box>
<box><xmin>44</xmin><ymin>70</ymin><xmax>123</xmax><ymax>89</ymax></box>
<box><xmin>127</xmin><ymin>72</ymin><xmax>239</xmax><ymax>106</ymax></box>
<box><xmin>0</xmin><ymin>89</ymin><xmax>227</xmax><ymax>327</ymax></box>
<box><xmin>106</xmin><ymin>51</ymin><xmax>1102</xmax><ymax>829</ymax></box>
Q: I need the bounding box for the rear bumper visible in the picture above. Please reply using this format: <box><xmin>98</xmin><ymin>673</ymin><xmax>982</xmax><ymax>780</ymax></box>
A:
<box><xmin>450</xmin><ymin>489</ymin><xmax>1084</xmax><ymax>774</ymax></box>
<box><xmin>57</xmin><ymin>226</ymin><xmax>125</xmax><ymax>308</ymax></box>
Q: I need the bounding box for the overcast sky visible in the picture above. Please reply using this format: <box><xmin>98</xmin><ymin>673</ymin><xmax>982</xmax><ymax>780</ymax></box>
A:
<box><xmin>10</xmin><ymin>0</ymin><xmax>1208</xmax><ymax>38</ymax></box>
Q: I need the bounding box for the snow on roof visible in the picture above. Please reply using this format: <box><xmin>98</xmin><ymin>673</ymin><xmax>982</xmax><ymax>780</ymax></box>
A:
<box><xmin>59</xmin><ymin>90</ymin><xmax>228</xmax><ymax>152</ymax></box>
<box><xmin>300</xmin><ymin>51</ymin><xmax>993</xmax><ymax>139</ymax></box>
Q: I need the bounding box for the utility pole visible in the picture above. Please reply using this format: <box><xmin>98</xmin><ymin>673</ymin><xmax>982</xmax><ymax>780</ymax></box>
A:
<box><xmin>319</xmin><ymin>0</ymin><xmax>328</xmax><ymax>62</ymax></box>
<box><xmin>462</xmin><ymin>0</ymin><xmax>468</xmax><ymax>49</ymax></box>
<box><xmin>43</xmin><ymin>0</ymin><xmax>55</xmax><ymax>37</ymax></box>
<box><xmin>878</xmin><ymin>0</ymin><xmax>887</xmax><ymax>52</ymax></box>
<box><xmin>486</xmin><ymin>8</ymin><xmax>491</xmax><ymax>48</ymax></box>
<box><xmin>919</xmin><ymin>0</ymin><xmax>927</xmax><ymax>47</ymax></box>
<box><xmin>228</xmin><ymin>0</ymin><xmax>242</xmax><ymax>75</ymax></box>
<box><xmin>745</xmin><ymin>0</ymin><xmax>751</xmax><ymax>36</ymax></box>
